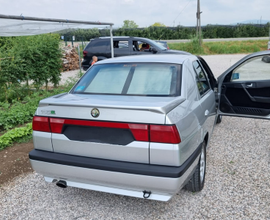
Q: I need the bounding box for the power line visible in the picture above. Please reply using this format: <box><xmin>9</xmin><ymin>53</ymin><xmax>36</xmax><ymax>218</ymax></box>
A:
<box><xmin>173</xmin><ymin>0</ymin><xmax>192</xmax><ymax>26</ymax></box>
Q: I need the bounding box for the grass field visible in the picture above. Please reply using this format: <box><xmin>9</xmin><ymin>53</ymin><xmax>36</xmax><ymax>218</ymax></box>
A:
<box><xmin>168</xmin><ymin>40</ymin><xmax>269</xmax><ymax>55</ymax></box>
<box><xmin>73</xmin><ymin>39</ymin><xmax>269</xmax><ymax>58</ymax></box>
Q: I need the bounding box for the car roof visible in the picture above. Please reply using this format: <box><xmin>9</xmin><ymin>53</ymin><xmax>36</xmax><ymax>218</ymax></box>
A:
<box><xmin>95</xmin><ymin>54</ymin><xmax>195</xmax><ymax>65</ymax></box>
<box><xmin>98</xmin><ymin>36</ymin><xmax>129</xmax><ymax>39</ymax></box>
<box><xmin>96</xmin><ymin>36</ymin><xmax>156</xmax><ymax>41</ymax></box>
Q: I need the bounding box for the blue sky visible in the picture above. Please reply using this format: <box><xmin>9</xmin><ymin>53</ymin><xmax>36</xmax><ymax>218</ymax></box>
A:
<box><xmin>0</xmin><ymin>0</ymin><xmax>269</xmax><ymax>28</ymax></box>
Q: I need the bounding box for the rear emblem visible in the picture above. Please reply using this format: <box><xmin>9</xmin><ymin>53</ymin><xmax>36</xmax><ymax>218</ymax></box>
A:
<box><xmin>91</xmin><ymin>108</ymin><xmax>100</xmax><ymax>118</ymax></box>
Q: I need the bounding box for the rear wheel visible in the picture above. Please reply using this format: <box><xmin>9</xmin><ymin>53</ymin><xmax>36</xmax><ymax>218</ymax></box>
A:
<box><xmin>184</xmin><ymin>141</ymin><xmax>206</xmax><ymax>192</ymax></box>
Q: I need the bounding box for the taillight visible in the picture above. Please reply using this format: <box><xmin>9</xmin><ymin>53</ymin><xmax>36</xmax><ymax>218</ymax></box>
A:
<box><xmin>32</xmin><ymin>117</ymin><xmax>181</xmax><ymax>144</ymax></box>
<box><xmin>150</xmin><ymin>125</ymin><xmax>181</xmax><ymax>144</ymax></box>
<box><xmin>32</xmin><ymin>116</ymin><xmax>51</xmax><ymax>132</ymax></box>
<box><xmin>128</xmin><ymin>124</ymin><xmax>149</xmax><ymax>142</ymax></box>
<box><xmin>83</xmin><ymin>50</ymin><xmax>88</xmax><ymax>57</ymax></box>
<box><xmin>50</xmin><ymin>118</ymin><xmax>65</xmax><ymax>133</ymax></box>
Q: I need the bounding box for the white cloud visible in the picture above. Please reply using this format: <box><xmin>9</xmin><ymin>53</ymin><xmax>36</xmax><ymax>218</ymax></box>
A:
<box><xmin>0</xmin><ymin>0</ymin><xmax>269</xmax><ymax>28</ymax></box>
<box><xmin>123</xmin><ymin>0</ymin><xmax>134</xmax><ymax>4</ymax></box>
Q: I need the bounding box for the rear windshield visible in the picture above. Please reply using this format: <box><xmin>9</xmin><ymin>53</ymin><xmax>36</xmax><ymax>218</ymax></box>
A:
<box><xmin>72</xmin><ymin>63</ymin><xmax>181</xmax><ymax>96</ymax></box>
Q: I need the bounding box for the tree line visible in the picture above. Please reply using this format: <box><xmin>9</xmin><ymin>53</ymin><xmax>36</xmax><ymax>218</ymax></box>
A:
<box><xmin>60</xmin><ymin>23</ymin><xmax>270</xmax><ymax>42</ymax></box>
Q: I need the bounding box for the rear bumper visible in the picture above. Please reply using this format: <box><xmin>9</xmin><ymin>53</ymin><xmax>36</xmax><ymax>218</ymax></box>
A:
<box><xmin>29</xmin><ymin>146</ymin><xmax>201</xmax><ymax>201</ymax></box>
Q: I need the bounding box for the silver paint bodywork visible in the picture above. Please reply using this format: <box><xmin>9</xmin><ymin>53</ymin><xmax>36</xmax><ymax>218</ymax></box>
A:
<box><xmin>30</xmin><ymin>54</ymin><xmax>217</xmax><ymax>201</ymax></box>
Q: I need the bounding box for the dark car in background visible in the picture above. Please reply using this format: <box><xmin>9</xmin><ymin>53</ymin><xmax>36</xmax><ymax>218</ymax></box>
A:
<box><xmin>82</xmin><ymin>36</ymin><xmax>187</xmax><ymax>70</ymax></box>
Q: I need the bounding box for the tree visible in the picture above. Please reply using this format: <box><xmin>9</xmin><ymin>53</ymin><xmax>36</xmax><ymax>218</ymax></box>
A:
<box><xmin>122</xmin><ymin>20</ymin><xmax>138</xmax><ymax>29</ymax></box>
<box><xmin>151</xmin><ymin>22</ymin><xmax>166</xmax><ymax>27</ymax></box>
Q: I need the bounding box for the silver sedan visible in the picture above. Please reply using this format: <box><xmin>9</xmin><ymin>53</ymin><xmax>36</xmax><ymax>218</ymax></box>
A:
<box><xmin>29</xmin><ymin>51</ymin><xmax>270</xmax><ymax>201</ymax></box>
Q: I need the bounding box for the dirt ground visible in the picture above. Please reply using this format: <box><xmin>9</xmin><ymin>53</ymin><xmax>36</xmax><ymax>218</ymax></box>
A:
<box><xmin>0</xmin><ymin>140</ymin><xmax>34</xmax><ymax>186</ymax></box>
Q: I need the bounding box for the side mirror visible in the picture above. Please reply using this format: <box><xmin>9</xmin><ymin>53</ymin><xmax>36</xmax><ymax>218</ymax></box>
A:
<box><xmin>152</xmin><ymin>47</ymin><xmax>158</xmax><ymax>54</ymax></box>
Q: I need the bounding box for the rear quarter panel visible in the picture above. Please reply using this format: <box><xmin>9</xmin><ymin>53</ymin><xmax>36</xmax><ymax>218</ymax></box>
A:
<box><xmin>165</xmin><ymin>58</ymin><xmax>215</xmax><ymax>165</ymax></box>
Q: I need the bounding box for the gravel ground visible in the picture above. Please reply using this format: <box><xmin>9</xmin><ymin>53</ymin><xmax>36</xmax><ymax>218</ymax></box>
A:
<box><xmin>1</xmin><ymin>54</ymin><xmax>270</xmax><ymax>220</ymax></box>
<box><xmin>59</xmin><ymin>69</ymin><xmax>84</xmax><ymax>85</ymax></box>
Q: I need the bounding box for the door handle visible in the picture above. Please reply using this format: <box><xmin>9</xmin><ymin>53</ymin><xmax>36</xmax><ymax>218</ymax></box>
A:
<box><xmin>205</xmin><ymin>110</ymin><xmax>209</xmax><ymax>116</ymax></box>
<box><xmin>241</xmin><ymin>83</ymin><xmax>256</xmax><ymax>102</ymax></box>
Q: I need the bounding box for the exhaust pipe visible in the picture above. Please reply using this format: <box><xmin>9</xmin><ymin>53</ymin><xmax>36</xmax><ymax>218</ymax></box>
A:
<box><xmin>143</xmin><ymin>190</ymin><xmax>151</xmax><ymax>199</ymax></box>
<box><xmin>56</xmin><ymin>180</ymin><xmax>67</xmax><ymax>188</ymax></box>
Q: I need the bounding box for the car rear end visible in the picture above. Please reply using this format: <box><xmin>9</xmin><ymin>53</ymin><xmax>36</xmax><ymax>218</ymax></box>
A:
<box><xmin>29</xmin><ymin>55</ymin><xmax>201</xmax><ymax>201</ymax></box>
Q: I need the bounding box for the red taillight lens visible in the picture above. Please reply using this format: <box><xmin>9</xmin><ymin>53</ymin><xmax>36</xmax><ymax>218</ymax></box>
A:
<box><xmin>83</xmin><ymin>50</ymin><xmax>88</xmax><ymax>57</ymax></box>
<box><xmin>150</xmin><ymin>125</ymin><xmax>181</xmax><ymax>144</ymax></box>
<box><xmin>50</xmin><ymin>118</ymin><xmax>65</xmax><ymax>133</ymax></box>
<box><xmin>32</xmin><ymin>116</ymin><xmax>180</xmax><ymax>144</ymax></box>
<box><xmin>32</xmin><ymin>116</ymin><xmax>51</xmax><ymax>132</ymax></box>
<box><xmin>128</xmin><ymin>124</ymin><xmax>149</xmax><ymax>142</ymax></box>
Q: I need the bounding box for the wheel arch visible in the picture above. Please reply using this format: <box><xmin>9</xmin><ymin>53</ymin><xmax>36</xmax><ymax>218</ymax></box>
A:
<box><xmin>203</xmin><ymin>132</ymin><xmax>209</xmax><ymax>147</ymax></box>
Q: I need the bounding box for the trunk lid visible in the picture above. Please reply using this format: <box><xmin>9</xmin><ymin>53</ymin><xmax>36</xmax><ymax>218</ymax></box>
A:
<box><xmin>36</xmin><ymin>93</ymin><xmax>185</xmax><ymax>164</ymax></box>
<box><xmin>37</xmin><ymin>93</ymin><xmax>185</xmax><ymax>123</ymax></box>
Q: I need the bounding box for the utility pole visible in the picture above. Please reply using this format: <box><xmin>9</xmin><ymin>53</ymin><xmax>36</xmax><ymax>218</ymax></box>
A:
<box><xmin>267</xmin><ymin>25</ymin><xmax>270</xmax><ymax>50</ymax></box>
<box><xmin>196</xmin><ymin>0</ymin><xmax>202</xmax><ymax>46</ymax></box>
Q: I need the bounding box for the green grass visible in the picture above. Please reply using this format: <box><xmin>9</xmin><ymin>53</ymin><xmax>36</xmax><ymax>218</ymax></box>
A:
<box><xmin>168</xmin><ymin>40</ymin><xmax>269</xmax><ymax>55</ymax></box>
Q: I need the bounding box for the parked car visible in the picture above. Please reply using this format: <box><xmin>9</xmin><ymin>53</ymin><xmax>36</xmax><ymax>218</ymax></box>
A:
<box><xmin>82</xmin><ymin>36</ymin><xmax>187</xmax><ymax>70</ymax></box>
<box><xmin>29</xmin><ymin>51</ymin><xmax>270</xmax><ymax>201</ymax></box>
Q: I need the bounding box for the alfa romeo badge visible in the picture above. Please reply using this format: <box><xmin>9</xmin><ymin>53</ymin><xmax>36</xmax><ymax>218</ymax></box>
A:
<box><xmin>91</xmin><ymin>108</ymin><xmax>100</xmax><ymax>118</ymax></box>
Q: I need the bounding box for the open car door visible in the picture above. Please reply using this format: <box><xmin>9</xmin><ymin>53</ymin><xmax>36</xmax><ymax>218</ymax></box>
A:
<box><xmin>218</xmin><ymin>50</ymin><xmax>270</xmax><ymax>119</ymax></box>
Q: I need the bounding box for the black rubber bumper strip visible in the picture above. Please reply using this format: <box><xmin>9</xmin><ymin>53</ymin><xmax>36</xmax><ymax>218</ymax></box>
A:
<box><xmin>29</xmin><ymin>143</ymin><xmax>202</xmax><ymax>178</ymax></box>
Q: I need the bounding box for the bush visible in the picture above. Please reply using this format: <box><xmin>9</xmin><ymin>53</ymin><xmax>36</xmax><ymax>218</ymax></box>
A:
<box><xmin>0</xmin><ymin>34</ymin><xmax>62</xmax><ymax>102</ymax></box>
<box><xmin>0</xmin><ymin>123</ymin><xmax>32</xmax><ymax>150</ymax></box>
<box><xmin>0</xmin><ymin>86</ymin><xmax>72</xmax><ymax>132</ymax></box>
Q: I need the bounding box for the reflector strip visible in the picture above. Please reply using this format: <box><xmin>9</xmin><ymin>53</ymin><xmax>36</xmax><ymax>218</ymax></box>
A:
<box><xmin>63</xmin><ymin>119</ymin><xmax>149</xmax><ymax>142</ymax></box>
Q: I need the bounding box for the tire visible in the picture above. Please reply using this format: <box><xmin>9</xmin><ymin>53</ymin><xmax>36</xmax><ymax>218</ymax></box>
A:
<box><xmin>262</xmin><ymin>56</ymin><xmax>270</xmax><ymax>63</ymax></box>
<box><xmin>216</xmin><ymin>114</ymin><xmax>222</xmax><ymax>124</ymax></box>
<box><xmin>184</xmin><ymin>141</ymin><xmax>206</xmax><ymax>192</ymax></box>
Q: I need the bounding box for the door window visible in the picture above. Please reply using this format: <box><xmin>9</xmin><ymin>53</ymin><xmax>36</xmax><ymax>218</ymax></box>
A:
<box><xmin>132</xmin><ymin>41</ymin><xmax>154</xmax><ymax>53</ymax></box>
<box><xmin>113</xmin><ymin>40</ymin><xmax>129</xmax><ymax>50</ymax></box>
<box><xmin>193</xmin><ymin>61</ymin><xmax>210</xmax><ymax>96</ymax></box>
<box><xmin>231</xmin><ymin>56</ymin><xmax>270</xmax><ymax>82</ymax></box>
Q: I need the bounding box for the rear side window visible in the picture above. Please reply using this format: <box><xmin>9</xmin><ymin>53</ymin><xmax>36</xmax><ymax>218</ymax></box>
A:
<box><xmin>192</xmin><ymin>61</ymin><xmax>210</xmax><ymax>96</ymax></box>
<box><xmin>86</xmin><ymin>40</ymin><xmax>109</xmax><ymax>52</ymax></box>
<box><xmin>72</xmin><ymin>63</ymin><xmax>181</xmax><ymax>96</ymax></box>
<box><xmin>114</xmin><ymin>40</ymin><xmax>129</xmax><ymax>49</ymax></box>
